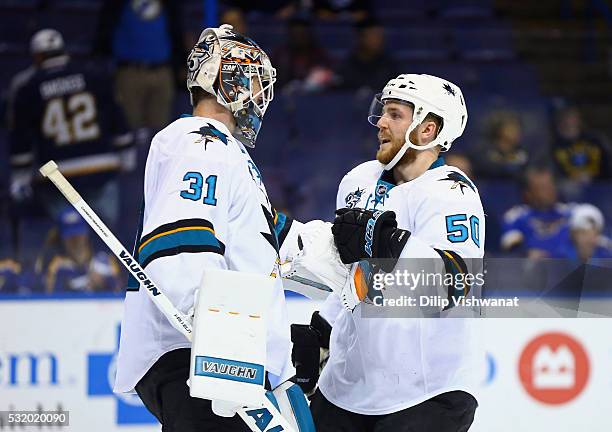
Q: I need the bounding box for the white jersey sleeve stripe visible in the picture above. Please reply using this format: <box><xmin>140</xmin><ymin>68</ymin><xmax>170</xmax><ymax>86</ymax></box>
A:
<box><xmin>138</xmin><ymin>218</ymin><xmax>225</xmax><ymax>268</ymax></box>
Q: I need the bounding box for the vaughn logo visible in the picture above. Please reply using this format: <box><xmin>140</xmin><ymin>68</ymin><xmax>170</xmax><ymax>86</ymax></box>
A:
<box><xmin>194</xmin><ymin>356</ymin><xmax>264</xmax><ymax>385</ymax></box>
<box><xmin>119</xmin><ymin>250</ymin><xmax>191</xmax><ymax>335</ymax></box>
<box><xmin>119</xmin><ymin>250</ymin><xmax>160</xmax><ymax>296</ymax></box>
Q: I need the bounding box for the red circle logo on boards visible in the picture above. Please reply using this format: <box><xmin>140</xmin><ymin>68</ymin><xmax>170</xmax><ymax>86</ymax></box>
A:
<box><xmin>519</xmin><ymin>332</ymin><xmax>589</xmax><ymax>405</ymax></box>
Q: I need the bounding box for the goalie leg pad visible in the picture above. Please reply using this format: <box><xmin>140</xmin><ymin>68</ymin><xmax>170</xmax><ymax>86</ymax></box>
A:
<box><xmin>268</xmin><ymin>381</ymin><xmax>316</xmax><ymax>432</ymax></box>
<box><xmin>190</xmin><ymin>269</ymin><xmax>274</xmax><ymax>407</ymax></box>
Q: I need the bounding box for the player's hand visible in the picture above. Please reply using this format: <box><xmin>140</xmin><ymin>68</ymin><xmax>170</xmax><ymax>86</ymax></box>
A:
<box><xmin>332</xmin><ymin>208</ymin><xmax>411</xmax><ymax>266</ymax></box>
<box><xmin>9</xmin><ymin>170</ymin><xmax>33</xmax><ymax>202</ymax></box>
<box><xmin>290</xmin><ymin>312</ymin><xmax>331</xmax><ymax>395</ymax></box>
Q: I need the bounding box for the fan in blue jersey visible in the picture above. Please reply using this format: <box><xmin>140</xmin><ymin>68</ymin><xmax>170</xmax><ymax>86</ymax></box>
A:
<box><xmin>7</xmin><ymin>29</ymin><xmax>133</xmax><ymax>226</ymax></box>
<box><xmin>37</xmin><ymin>208</ymin><xmax>122</xmax><ymax>294</ymax></box>
<box><xmin>559</xmin><ymin>204</ymin><xmax>612</xmax><ymax>261</ymax></box>
<box><xmin>501</xmin><ymin>167</ymin><xmax>571</xmax><ymax>258</ymax></box>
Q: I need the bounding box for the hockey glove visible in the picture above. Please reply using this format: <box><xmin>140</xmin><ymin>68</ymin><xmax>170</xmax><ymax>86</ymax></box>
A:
<box><xmin>290</xmin><ymin>311</ymin><xmax>331</xmax><ymax>395</ymax></box>
<box><xmin>281</xmin><ymin>220</ymin><xmax>350</xmax><ymax>299</ymax></box>
<box><xmin>332</xmin><ymin>208</ymin><xmax>410</xmax><ymax>271</ymax></box>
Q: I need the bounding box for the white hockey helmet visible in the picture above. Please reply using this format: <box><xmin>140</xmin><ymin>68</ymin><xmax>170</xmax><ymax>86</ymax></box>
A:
<box><xmin>30</xmin><ymin>28</ymin><xmax>65</xmax><ymax>55</ymax></box>
<box><xmin>368</xmin><ymin>74</ymin><xmax>468</xmax><ymax>170</ymax></box>
<box><xmin>186</xmin><ymin>24</ymin><xmax>276</xmax><ymax>147</ymax></box>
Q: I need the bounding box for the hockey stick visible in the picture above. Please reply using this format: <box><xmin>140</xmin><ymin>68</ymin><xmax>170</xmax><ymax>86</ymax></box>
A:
<box><xmin>39</xmin><ymin>161</ymin><xmax>296</xmax><ymax>432</ymax></box>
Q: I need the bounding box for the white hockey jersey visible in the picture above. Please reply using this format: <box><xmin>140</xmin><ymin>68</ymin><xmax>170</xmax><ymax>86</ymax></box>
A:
<box><xmin>114</xmin><ymin>116</ymin><xmax>294</xmax><ymax>394</ymax></box>
<box><xmin>318</xmin><ymin>157</ymin><xmax>486</xmax><ymax>415</ymax></box>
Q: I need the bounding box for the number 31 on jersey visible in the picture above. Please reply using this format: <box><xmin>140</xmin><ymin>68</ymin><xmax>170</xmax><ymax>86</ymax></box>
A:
<box><xmin>180</xmin><ymin>172</ymin><xmax>218</xmax><ymax>206</ymax></box>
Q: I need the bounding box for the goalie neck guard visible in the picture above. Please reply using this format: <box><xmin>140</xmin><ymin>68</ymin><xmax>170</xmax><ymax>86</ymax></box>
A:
<box><xmin>368</xmin><ymin>74</ymin><xmax>468</xmax><ymax>170</ymax></box>
<box><xmin>187</xmin><ymin>24</ymin><xmax>276</xmax><ymax>148</ymax></box>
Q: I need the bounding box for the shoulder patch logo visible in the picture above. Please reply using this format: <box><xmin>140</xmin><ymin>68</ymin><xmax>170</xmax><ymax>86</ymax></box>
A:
<box><xmin>189</xmin><ymin>123</ymin><xmax>229</xmax><ymax>149</ymax></box>
<box><xmin>345</xmin><ymin>187</ymin><xmax>365</xmax><ymax>208</ymax></box>
<box><xmin>439</xmin><ymin>171</ymin><xmax>476</xmax><ymax>194</ymax></box>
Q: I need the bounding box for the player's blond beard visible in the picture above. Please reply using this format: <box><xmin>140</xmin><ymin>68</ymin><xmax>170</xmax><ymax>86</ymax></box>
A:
<box><xmin>376</xmin><ymin>132</ymin><xmax>418</xmax><ymax>165</ymax></box>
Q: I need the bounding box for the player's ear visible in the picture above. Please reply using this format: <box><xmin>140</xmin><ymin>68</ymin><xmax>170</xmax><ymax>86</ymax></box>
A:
<box><xmin>420</xmin><ymin>120</ymin><xmax>438</xmax><ymax>141</ymax></box>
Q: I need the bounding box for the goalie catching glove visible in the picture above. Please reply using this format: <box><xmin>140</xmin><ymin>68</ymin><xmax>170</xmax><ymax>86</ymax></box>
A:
<box><xmin>280</xmin><ymin>220</ymin><xmax>350</xmax><ymax>299</ymax></box>
<box><xmin>280</xmin><ymin>220</ymin><xmax>375</xmax><ymax>310</ymax></box>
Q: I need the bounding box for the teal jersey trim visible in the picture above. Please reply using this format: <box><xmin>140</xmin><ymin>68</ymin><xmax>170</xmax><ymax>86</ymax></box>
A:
<box><xmin>429</xmin><ymin>156</ymin><xmax>446</xmax><ymax>170</ymax></box>
<box><xmin>273</xmin><ymin>212</ymin><xmax>287</xmax><ymax>238</ymax></box>
<box><xmin>138</xmin><ymin>228</ymin><xmax>223</xmax><ymax>268</ymax></box>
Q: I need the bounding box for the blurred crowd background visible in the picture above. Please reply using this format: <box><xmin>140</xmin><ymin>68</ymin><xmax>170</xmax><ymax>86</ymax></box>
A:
<box><xmin>0</xmin><ymin>0</ymin><xmax>611</xmax><ymax>295</ymax></box>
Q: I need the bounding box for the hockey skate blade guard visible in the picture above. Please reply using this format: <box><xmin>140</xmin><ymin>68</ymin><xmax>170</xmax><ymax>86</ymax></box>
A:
<box><xmin>189</xmin><ymin>268</ymin><xmax>275</xmax><ymax>407</ymax></box>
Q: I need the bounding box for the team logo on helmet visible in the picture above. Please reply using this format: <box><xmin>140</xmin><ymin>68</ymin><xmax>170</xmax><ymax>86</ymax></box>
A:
<box><xmin>222</xmin><ymin>67</ymin><xmax>250</xmax><ymax>100</ymax></box>
<box><xmin>187</xmin><ymin>35</ymin><xmax>216</xmax><ymax>84</ymax></box>
<box><xmin>442</xmin><ymin>82</ymin><xmax>456</xmax><ymax>97</ymax></box>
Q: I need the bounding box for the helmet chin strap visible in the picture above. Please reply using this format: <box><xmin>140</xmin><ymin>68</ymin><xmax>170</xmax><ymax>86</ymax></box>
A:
<box><xmin>383</xmin><ymin>120</ymin><xmax>440</xmax><ymax>170</ymax></box>
<box><xmin>383</xmin><ymin>140</ymin><xmax>410</xmax><ymax>171</ymax></box>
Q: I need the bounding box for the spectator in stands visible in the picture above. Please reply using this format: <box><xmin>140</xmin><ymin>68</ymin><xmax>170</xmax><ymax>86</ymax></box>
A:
<box><xmin>551</xmin><ymin>106</ymin><xmax>612</xmax><ymax>181</ymax></box>
<box><xmin>472</xmin><ymin>110</ymin><xmax>529</xmax><ymax>179</ymax></box>
<box><xmin>335</xmin><ymin>18</ymin><xmax>394</xmax><ymax>92</ymax></box>
<box><xmin>501</xmin><ymin>166</ymin><xmax>571</xmax><ymax>258</ymax></box>
<box><xmin>0</xmin><ymin>258</ymin><xmax>23</xmax><ymax>294</ymax></box>
<box><xmin>273</xmin><ymin>16</ymin><xmax>334</xmax><ymax>91</ymax></box>
<box><xmin>40</xmin><ymin>208</ymin><xmax>122</xmax><ymax>293</ymax></box>
<box><xmin>8</xmin><ymin>29</ymin><xmax>133</xmax><ymax>227</ymax></box>
<box><xmin>446</xmin><ymin>152</ymin><xmax>474</xmax><ymax>179</ymax></box>
<box><xmin>93</xmin><ymin>0</ymin><xmax>186</xmax><ymax>130</ymax></box>
<box><xmin>560</xmin><ymin>204</ymin><xmax>612</xmax><ymax>261</ymax></box>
